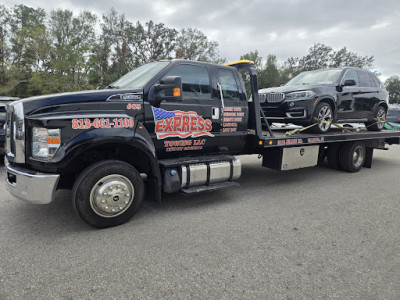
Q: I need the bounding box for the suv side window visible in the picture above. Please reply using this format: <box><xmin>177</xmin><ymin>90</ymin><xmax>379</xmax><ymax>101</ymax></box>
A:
<box><xmin>342</xmin><ymin>69</ymin><xmax>359</xmax><ymax>86</ymax></box>
<box><xmin>370</xmin><ymin>74</ymin><xmax>382</xmax><ymax>88</ymax></box>
<box><xmin>357</xmin><ymin>70</ymin><xmax>373</xmax><ymax>87</ymax></box>
<box><xmin>218</xmin><ymin>69</ymin><xmax>240</xmax><ymax>100</ymax></box>
<box><xmin>162</xmin><ymin>64</ymin><xmax>211</xmax><ymax>99</ymax></box>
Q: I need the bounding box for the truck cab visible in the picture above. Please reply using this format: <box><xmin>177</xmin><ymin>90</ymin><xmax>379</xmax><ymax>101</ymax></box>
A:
<box><xmin>137</xmin><ymin>60</ymin><xmax>249</xmax><ymax>157</ymax></box>
<box><xmin>4</xmin><ymin>60</ymin><xmax>251</xmax><ymax>227</ymax></box>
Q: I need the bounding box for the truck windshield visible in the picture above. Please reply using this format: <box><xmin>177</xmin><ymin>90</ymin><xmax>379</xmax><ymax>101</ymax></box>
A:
<box><xmin>110</xmin><ymin>61</ymin><xmax>170</xmax><ymax>89</ymax></box>
<box><xmin>285</xmin><ymin>69</ymin><xmax>342</xmax><ymax>86</ymax></box>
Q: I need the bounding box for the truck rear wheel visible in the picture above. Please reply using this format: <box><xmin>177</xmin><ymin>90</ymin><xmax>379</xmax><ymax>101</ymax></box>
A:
<box><xmin>338</xmin><ymin>141</ymin><xmax>366</xmax><ymax>173</ymax></box>
<box><xmin>72</xmin><ymin>160</ymin><xmax>144</xmax><ymax>228</ymax></box>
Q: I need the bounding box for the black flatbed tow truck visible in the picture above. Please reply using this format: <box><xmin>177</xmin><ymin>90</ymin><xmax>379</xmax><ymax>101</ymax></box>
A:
<box><xmin>4</xmin><ymin>60</ymin><xmax>400</xmax><ymax>227</ymax></box>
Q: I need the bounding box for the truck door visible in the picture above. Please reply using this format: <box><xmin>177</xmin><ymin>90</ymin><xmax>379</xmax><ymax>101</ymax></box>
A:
<box><xmin>216</xmin><ymin>67</ymin><xmax>248</xmax><ymax>153</ymax></box>
<box><xmin>146</xmin><ymin>63</ymin><xmax>221</xmax><ymax>158</ymax></box>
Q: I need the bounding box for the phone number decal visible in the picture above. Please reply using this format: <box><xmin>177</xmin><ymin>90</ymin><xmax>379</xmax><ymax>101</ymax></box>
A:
<box><xmin>72</xmin><ymin>118</ymin><xmax>134</xmax><ymax>130</ymax></box>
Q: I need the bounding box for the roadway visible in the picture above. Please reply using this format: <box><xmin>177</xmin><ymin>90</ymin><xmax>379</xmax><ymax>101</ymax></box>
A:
<box><xmin>1</xmin><ymin>146</ymin><xmax>400</xmax><ymax>299</ymax></box>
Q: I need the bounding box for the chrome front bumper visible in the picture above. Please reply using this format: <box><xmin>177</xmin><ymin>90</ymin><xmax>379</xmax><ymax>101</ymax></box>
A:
<box><xmin>5</xmin><ymin>158</ymin><xmax>60</xmax><ymax>204</ymax></box>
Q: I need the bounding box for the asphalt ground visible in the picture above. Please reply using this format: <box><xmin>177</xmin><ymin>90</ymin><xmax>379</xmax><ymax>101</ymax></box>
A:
<box><xmin>1</xmin><ymin>146</ymin><xmax>400</xmax><ymax>299</ymax></box>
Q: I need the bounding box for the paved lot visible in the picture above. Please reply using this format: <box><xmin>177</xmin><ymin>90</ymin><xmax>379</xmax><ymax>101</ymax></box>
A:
<box><xmin>1</xmin><ymin>146</ymin><xmax>400</xmax><ymax>299</ymax></box>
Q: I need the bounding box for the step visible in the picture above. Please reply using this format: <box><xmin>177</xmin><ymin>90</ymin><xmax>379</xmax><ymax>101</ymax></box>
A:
<box><xmin>181</xmin><ymin>181</ymin><xmax>239</xmax><ymax>194</ymax></box>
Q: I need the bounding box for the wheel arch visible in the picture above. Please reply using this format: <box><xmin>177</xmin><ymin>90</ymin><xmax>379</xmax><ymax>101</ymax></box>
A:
<box><xmin>375</xmin><ymin>100</ymin><xmax>388</xmax><ymax>112</ymax></box>
<box><xmin>57</xmin><ymin>137</ymin><xmax>161</xmax><ymax>190</ymax></box>
<box><xmin>315</xmin><ymin>97</ymin><xmax>337</xmax><ymax>119</ymax></box>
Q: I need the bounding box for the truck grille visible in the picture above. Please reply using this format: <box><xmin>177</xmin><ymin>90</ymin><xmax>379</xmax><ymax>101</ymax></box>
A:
<box><xmin>265</xmin><ymin>92</ymin><xmax>285</xmax><ymax>103</ymax></box>
<box><xmin>6</xmin><ymin>102</ymin><xmax>25</xmax><ymax>163</ymax></box>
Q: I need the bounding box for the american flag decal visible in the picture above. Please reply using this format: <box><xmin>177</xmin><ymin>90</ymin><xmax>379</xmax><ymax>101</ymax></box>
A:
<box><xmin>152</xmin><ymin>107</ymin><xmax>214</xmax><ymax>139</ymax></box>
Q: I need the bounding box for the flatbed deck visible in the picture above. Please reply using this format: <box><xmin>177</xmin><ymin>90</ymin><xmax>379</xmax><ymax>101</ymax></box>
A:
<box><xmin>256</xmin><ymin>128</ymin><xmax>400</xmax><ymax>148</ymax></box>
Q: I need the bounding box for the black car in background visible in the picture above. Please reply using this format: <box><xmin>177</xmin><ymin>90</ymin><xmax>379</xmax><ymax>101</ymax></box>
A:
<box><xmin>386</xmin><ymin>107</ymin><xmax>400</xmax><ymax>123</ymax></box>
<box><xmin>259</xmin><ymin>67</ymin><xmax>388</xmax><ymax>133</ymax></box>
<box><xmin>0</xmin><ymin>96</ymin><xmax>19</xmax><ymax>155</ymax></box>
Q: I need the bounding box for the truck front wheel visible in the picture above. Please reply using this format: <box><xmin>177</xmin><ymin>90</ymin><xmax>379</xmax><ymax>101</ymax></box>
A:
<box><xmin>72</xmin><ymin>160</ymin><xmax>144</xmax><ymax>228</ymax></box>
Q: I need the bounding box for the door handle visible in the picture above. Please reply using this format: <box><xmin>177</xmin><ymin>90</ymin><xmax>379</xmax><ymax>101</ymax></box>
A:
<box><xmin>212</xmin><ymin>107</ymin><xmax>220</xmax><ymax>119</ymax></box>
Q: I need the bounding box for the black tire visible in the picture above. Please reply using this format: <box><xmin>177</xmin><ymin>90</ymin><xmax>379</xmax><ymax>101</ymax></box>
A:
<box><xmin>72</xmin><ymin>160</ymin><xmax>144</xmax><ymax>228</ymax></box>
<box><xmin>338</xmin><ymin>142</ymin><xmax>366</xmax><ymax>173</ymax></box>
<box><xmin>366</xmin><ymin>105</ymin><xmax>386</xmax><ymax>131</ymax></box>
<box><xmin>326</xmin><ymin>143</ymin><xmax>342</xmax><ymax>169</ymax></box>
<box><xmin>310</xmin><ymin>102</ymin><xmax>333</xmax><ymax>133</ymax></box>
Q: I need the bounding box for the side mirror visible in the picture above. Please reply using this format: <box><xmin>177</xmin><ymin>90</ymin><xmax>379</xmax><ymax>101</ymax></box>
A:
<box><xmin>153</xmin><ymin>76</ymin><xmax>183</xmax><ymax>101</ymax></box>
<box><xmin>343</xmin><ymin>79</ymin><xmax>356</xmax><ymax>87</ymax></box>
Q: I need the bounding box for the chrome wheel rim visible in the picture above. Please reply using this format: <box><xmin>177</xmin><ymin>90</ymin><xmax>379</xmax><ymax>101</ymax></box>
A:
<box><xmin>318</xmin><ymin>105</ymin><xmax>332</xmax><ymax>132</ymax></box>
<box><xmin>352</xmin><ymin>146</ymin><xmax>365</xmax><ymax>168</ymax></box>
<box><xmin>90</xmin><ymin>174</ymin><xmax>134</xmax><ymax>218</ymax></box>
<box><xmin>376</xmin><ymin>108</ymin><xmax>386</xmax><ymax>129</ymax></box>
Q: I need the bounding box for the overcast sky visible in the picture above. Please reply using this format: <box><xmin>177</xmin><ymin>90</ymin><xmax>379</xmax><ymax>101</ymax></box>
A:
<box><xmin>3</xmin><ymin>0</ymin><xmax>400</xmax><ymax>80</ymax></box>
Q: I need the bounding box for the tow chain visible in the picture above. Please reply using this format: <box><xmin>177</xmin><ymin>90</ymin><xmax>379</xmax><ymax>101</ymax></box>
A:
<box><xmin>284</xmin><ymin>118</ymin><xmax>389</xmax><ymax>137</ymax></box>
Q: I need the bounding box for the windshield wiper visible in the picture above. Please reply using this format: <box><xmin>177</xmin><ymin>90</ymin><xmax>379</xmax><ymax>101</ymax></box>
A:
<box><xmin>106</xmin><ymin>85</ymin><xmax>120</xmax><ymax>89</ymax></box>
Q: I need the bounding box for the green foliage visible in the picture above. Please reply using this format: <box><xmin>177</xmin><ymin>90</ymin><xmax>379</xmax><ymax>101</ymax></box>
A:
<box><xmin>240</xmin><ymin>51</ymin><xmax>286</xmax><ymax>94</ymax></box>
<box><xmin>0</xmin><ymin>5</ymin><xmax>222</xmax><ymax>96</ymax></box>
<box><xmin>282</xmin><ymin>43</ymin><xmax>375</xmax><ymax>79</ymax></box>
<box><xmin>385</xmin><ymin>76</ymin><xmax>400</xmax><ymax>104</ymax></box>
<box><xmin>0</xmin><ymin>5</ymin><xmax>390</xmax><ymax>100</ymax></box>
<box><xmin>175</xmin><ymin>28</ymin><xmax>220</xmax><ymax>62</ymax></box>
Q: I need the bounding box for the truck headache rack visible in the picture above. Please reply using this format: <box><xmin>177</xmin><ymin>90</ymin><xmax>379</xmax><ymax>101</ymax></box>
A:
<box><xmin>225</xmin><ymin>60</ymin><xmax>274</xmax><ymax>138</ymax></box>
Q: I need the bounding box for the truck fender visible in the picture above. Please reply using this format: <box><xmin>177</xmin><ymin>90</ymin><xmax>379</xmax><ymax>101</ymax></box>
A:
<box><xmin>50</xmin><ymin>125</ymin><xmax>162</xmax><ymax>203</ymax></box>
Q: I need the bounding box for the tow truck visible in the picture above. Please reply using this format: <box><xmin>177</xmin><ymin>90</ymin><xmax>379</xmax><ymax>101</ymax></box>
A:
<box><xmin>4</xmin><ymin>60</ymin><xmax>400</xmax><ymax>227</ymax></box>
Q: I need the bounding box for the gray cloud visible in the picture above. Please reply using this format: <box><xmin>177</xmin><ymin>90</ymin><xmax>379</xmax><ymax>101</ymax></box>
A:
<box><xmin>3</xmin><ymin>0</ymin><xmax>400</xmax><ymax>78</ymax></box>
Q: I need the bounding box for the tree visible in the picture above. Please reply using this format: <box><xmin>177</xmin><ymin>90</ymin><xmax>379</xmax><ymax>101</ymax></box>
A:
<box><xmin>132</xmin><ymin>21</ymin><xmax>177</xmax><ymax>64</ymax></box>
<box><xmin>385</xmin><ymin>76</ymin><xmax>400</xmax><ymax>104</ymax></box>
<box><xmin>262</xmin><ymin>54</ymin><xmax>282</xmax><ymax>88</ymax></box>
<box><xmin>329</xmin><ymin>47</ymin><xmax>374</xmax><ymax>69</ymax></box>
<box><xmin>49</xmin><ymin>9</ymin><xmax>97</xmax><ymax>89</ymax></box>
<box><xmin>0</xmin><ymin>5</ymin><xmax>11</xmax><ymax>85</ymax></box>
<box><xmin>8</xmin><ymin>5</ymin><xmax>48</xmax><ymax>96</ymax></box>
<box><xmin>283</xmin><ymin>43</ymin><xmax>375</xmax><ymax>79</ymax></box>
<box><xmin>239</xmin><ymin>51</ymin><xmax>285</xmax><ymax>93</ymax></box>
<box><xmin>175</xmin><ymin>28</ymin><xmax>219</xmax><ymax>62</ymax></box>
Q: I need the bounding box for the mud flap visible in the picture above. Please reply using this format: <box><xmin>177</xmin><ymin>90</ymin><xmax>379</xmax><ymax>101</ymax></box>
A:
<box><xmin>147</xmin><ymin>176</ymin><xmax>162</xmax><ymax>205</ymax></box>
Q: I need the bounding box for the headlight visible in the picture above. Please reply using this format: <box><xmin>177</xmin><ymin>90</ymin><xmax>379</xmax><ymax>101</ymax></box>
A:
<box><xmin>32</xmin><ymin>127</ymin><xmax>61</xmax><ymax>159</ymax></box>
<box><xmin>285</xmin><ymin>90</ymin><xmax>316</xmax><ymax>100</ymax></box>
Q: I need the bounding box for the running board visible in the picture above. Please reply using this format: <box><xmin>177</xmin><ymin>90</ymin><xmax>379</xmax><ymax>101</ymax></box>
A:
<box><xmin>181</xmin><ymin>182</ymin><xmax>239</xmax><ymax>194</ymax></box>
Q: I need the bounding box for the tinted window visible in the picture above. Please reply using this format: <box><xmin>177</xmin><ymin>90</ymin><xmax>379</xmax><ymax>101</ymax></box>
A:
<box><xmin>111</xmin><ymin>61</ymin><xmax>170</xmax><ymax>89</ymax></box>
<box><xmin>218</xmin><ymin>69</ymin><xmax>240</xmax><ymax>100</ymax></box>
<box><xmin>162</xmin><ymin>64</ymin><xmax>211</xmax><ymax>99</ymax></box>
<box><xmin>285</xmin><ymin>69</ymin><xmax>342</xmax><ymax>86</ymax></box>
<box><xmin>357</xmin><ymin>70</ymin><xmax>373</xmax><ymax>87</ymax></box>
<box><xmin>370</xmin><ymin>74</ymin><xmax>381</xmax><ymax>88</ymax></box>
<box><xmin>342</xmin><ymin>69</ymin><xmax>359</xmax><ymax>86</ymax></box>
